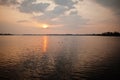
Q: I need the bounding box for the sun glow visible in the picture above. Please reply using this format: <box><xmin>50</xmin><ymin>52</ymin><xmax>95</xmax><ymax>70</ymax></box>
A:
<box><xmin>42</xmin><ymin>24</ymin><xmax>48</xmax><ymax>29</ymax></box>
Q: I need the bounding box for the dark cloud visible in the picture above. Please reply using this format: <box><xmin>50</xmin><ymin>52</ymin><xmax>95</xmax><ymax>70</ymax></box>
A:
<box><xmin>54</xmin><ymin>0</ymin><xmax>75</xmax><ymax>9</ymax></box>
<box><xmin>0</xmin><ymin>0</ymin><xmax>81</xmax><ymax>15</ymax></box>
<box><xmin>95</xmin><ymin>0</ymin><xmax>120</xmax><ymax>15</ymax></box>
<box><xmin>52</xmin><ymin>6</ymin><xmax>68</xmax><ymax>15</ymax></box>
<box><xmin>0</xmin><ymin>0</ymin><xmax>19</xmax><ymax>6</ymax></box>
<box><xmin>34</xmin><ymin>5</ymin><xmax>68</xmax><ymax>22</ymax></box>
<box><xmin>33</xmin><ymin>0</ymin><xmax>87</xmax><ymax>28</ymax></box>
<box><xmin>18</xmin><ymin>0</ymin><xmax>50</xmax><ymax>13</ymax></box>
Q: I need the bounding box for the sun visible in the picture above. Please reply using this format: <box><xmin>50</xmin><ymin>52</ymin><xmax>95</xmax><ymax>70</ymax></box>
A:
<box><xmin>42</xmin><ymin>24</ymin><xmax>48</xmax><ymax>29</ymax></box>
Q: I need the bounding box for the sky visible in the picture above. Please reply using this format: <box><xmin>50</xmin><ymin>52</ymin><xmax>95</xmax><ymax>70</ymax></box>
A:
<box><xmin>0</xmin><ymin>0</ymin><xmax>120</xmax><ymax>34</ymax></box>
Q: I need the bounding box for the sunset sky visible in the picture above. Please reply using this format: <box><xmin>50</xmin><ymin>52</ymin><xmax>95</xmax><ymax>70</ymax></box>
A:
<box><xmin>0</xmin><ymin>0</ymin><xmax>120</xmax><ymax>34</ymax></box>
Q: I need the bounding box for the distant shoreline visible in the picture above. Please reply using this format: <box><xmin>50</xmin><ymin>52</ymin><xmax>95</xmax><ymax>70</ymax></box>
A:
<box><xmin>0</xmin><ymin>33</ymin><xmax>120</xmax><ymax>37</ymax></box>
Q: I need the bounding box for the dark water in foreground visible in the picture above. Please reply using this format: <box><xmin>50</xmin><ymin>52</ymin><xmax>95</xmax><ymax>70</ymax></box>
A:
<box><xmin>0</xmin><ymin>36</ymin><xmax>120</xmax><ymax>80</ymax></box>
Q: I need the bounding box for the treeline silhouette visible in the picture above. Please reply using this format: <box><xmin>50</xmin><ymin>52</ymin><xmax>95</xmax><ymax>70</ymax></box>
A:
<box><xmin>101</xmin><ymin>32</ymin><xmax>120</xmax><ymax>36</ymax></box>
<box><xmin>0</xmin><ymin>33</ymin><xmax>14</xmax><ymax>35</ymax></box>
<box><xmin>0</xmin><ymin>32</ymin><xmax>120</xmax><ymax>36</ymax></box>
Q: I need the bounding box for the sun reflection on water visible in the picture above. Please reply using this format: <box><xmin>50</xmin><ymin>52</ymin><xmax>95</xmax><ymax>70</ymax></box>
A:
<box><xmin>43</xmin><ymin>36</ymin><xmax>48</xmax><ymax>53</ymax></box>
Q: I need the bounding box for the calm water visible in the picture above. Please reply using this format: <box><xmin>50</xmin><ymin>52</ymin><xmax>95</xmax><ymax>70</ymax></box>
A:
<box><xmin>0</xmin><ymin>36</ymin><xmax>120</xmax><ymax>80</ymax></box>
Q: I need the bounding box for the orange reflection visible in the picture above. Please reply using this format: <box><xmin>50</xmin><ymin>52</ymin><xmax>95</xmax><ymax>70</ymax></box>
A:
<box><xmin>43</xmin><ymin>36</ymin><xmax>48</xmax><ymax>52</ymax></box>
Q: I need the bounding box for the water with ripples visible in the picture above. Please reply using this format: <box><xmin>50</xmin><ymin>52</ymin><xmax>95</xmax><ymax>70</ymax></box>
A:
<box><xmin>0</xmin><ymin>36</ymin><xmax>120</xmax><ymax>80</ymax></box>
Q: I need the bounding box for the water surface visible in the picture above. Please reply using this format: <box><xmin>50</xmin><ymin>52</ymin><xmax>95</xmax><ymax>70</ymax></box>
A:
<box><xmin>0</xmin><ymin>36</ymin><xmax>120</xmax><ymax>80</ymax></box>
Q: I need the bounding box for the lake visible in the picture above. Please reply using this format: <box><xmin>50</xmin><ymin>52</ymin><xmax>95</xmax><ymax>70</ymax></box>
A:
<box><xmin>0</xmin><ymin>36</ymin><xmax>120</xmax><ymax>80</ymax></box>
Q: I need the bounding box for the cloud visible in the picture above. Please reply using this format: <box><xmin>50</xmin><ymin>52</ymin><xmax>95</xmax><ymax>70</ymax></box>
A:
<box><xmin>0</xmin><ymin>0</ymin><xmax>88</xmax><ymax>29</ymax></box>
<box><xmin>0</xmin><ymin>0</ymin><xmax>82</xmax><ymax>15</ymax></box>
<box><xmin>95</xmin><ymin>0</ymin><xmax>120</xmax><ymax>15</ymax></box>
<box><xmin>52</xmin><ymin>5</ymin><xmax>68</xmax><ymax>15</ymax></box>
<box><xmin>58</xmin><ymin>15</ymin><xmax>88</xmax><ymax>28</ymax></box>
<box><xmin>32</xmin><ymin>0</ymin><xmax>87</xmax><ymax>28</ymax></box>
<box><xmin>33</xmin><ymin>5</ymin><xmax>69</xmax><ymax>23</ymax></box>
<box><xmin>54</xmin><ymin>0</ymin><xmax>75</xmax><ymax>9</ymax></box>
<box><xmin>0</xmin><ymin>0</ymin><xmax>19</xmax><ymax>6</ymax></box>
<box><xmin>69</xmin><ymin>11</ymin><xmax>78</xmax><ymax>15</ymax></box>
<box><xmin>33</xmin><ymin>6</ymin><xmax>66</xmax><ymax>23</ymax></box>
<box><xmin>34</xmin><ymin>12</ymin><xmax>88</xmax><ymax>29</ymax></box>
<box><xmin>17</xmin><ymin>20</ymin><xmax>30</xmax><ymax>23</ymax></box>
<box><xmin>18</xmin><ymin>0</ymin><xmax>50</xmax><ymax>13</ymax></box>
